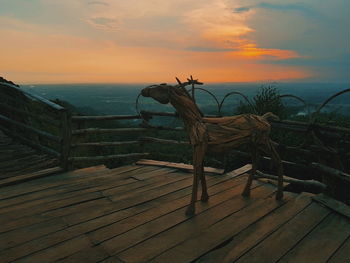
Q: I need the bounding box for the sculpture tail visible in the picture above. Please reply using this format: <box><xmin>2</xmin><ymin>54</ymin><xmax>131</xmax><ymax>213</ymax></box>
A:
<box><xmin>262</xmin><ymin>112</ymin><xmax>280</xmax><ymax>122</ymax></box>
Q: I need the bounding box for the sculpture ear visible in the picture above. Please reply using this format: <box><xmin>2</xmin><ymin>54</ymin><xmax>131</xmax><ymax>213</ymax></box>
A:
<box><xmin>175</xmin><ymin>77</ymin><xmax>183</xmax><ymax>87</ymax></box>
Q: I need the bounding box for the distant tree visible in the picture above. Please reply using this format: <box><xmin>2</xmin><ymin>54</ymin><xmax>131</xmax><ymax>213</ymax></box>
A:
<box><xmin>235</xmin><ymin>85</ymin><xmax>286</xmax><ymax>118</ymax></box>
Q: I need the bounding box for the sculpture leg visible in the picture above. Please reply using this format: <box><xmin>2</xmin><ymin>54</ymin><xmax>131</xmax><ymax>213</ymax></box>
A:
<box><xmin>242</xmin><ymin>146</ymin><xmax>258</xmax><ymax>197</ymax></box>
<box><xmin>198</xmin><ymin>146</ymin><xmax>208</xmax><ymax>202</ymax></box>
<box><xmin>268</xmin><ymin>140</ymin><xmax>284</xmax><ymax>200</ymax></box>
<box><xmin>186</xmin><ymin>145</ymin><xmax>202</xmax><ymax>216</ymax></box>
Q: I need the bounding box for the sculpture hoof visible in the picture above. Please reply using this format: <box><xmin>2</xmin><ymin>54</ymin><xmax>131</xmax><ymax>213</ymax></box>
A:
<box><xmin>201</xmin><ymin>194</ymin><xmax>209</xmax><ymax>202</ymax></box>
<box><xmin>276</xmin><ymin>191</ymin><xmax>283</xmax><ymax>200</ymax></box>
<box><xmin>241</xmin><ymin>189</ymin><xmax>250</xmax><ymax>197</ymax></box>
<box><xmin>185</xmin><ymin>205</ymin><xmax>195</xmax><ymax>216</ymax></box>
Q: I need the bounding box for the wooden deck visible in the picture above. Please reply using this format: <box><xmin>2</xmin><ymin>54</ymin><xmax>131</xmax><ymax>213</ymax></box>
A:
<box><xmin>0</xmin><ymin>164</ymin><xmax>349</xmax><ymax>263</ymax></box>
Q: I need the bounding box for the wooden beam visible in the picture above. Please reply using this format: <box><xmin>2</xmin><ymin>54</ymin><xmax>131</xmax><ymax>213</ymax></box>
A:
<box><xmin>0</xmin><ymin>126</ymin><xmax>60</xmax><ymax>157</ymax></box>
<box><xmin>140</xmin><ymin>110</ymin><xmax>177</xmax><ymax>117</ymax></box>
<box><xmin>71</xmin><ymin>141</ymin><xmax>139</xmax><ymax>147</ymax></box>
<box><xmin>312</xmin><ymin>194</ymin><xmax>350</xmax><ymax>219</ymax></box>
<box><xmin>136</xmin><ymin>159</ymin><xmax>224</xmax><ymax>174</ymax></box>
<box><xmin>0</xmin><ymin>102</ymin><xmax>61</xmax><ymax>126</ymax></box>
<box><xmin>71</xmin><ymin>115</ymin><xmax>142</xmax><ymax>121</ymax></box>
<box><xmin>71</xmin><ymin>127</ymin><xmax>150</xmax><ymax>135</ymax></box>
<box><xmin>0</xmin><ymin>114</ymin><xmax>61</xmax><ymax>143</ymax></box>
<box><xmin>0</xmin><ymin>166</ymin><xmax>63</xmax><ymax>187</ymax></box>
<box><xmin>60</xmin><ymin>110</ymin><xmax>72</xmax><ymax>170</ymax></box>
<box><xmin>69</xmin><ymin>153</ymin><xmax>150</xmax><ymax>162</ymax></box>
<box><xmin>311</xmin><ymin>162</ymin><xmax>350</xmax><ymax>183</ymax></box>
<box><xmin>254</xmin><ymin>170</ymin><xmax>327</xmax><ymax>191</ymax></box>
<box><xmin>0</xmin><ymin>82</ymin><xmax>65</xmax><ymax>111</ymax></box>
<box><xmin>139</xmin><ymin>137</ymin><xmax>189</xmax><ymax>145</ymax></box>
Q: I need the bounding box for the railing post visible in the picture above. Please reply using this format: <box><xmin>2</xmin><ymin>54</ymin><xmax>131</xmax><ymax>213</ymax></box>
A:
<box><xmin>60</xmin><ymin>109</ymin><xmax>72</xmax><ymax>171</ymax></box>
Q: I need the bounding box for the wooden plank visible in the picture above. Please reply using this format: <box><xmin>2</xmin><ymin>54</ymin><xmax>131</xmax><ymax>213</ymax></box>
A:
<box><xmin>58</xmin><ymin>246</ymin><xmax>110</xmax><ymax>263</ymax></box>
<box><xmin>0</xmin><ymin>165</ymin><xmax>139</xmax><ymax>201</ymax></box>
<box><xmin>0</xmin><ymin>172</ymin><xmax>231</xmax><ymax>256</ymax></box>
<box><xmin>136</xmin><ymin>159</ymin><xmax>224</xmax><ymax>174</ymax></box>
<box><xmin>313</xmin><ymin>194</ymin><xmax>350</xmax><ymax>219</ymax></box>
<box><xmin>103</xmin><ymin>184</ymin><xmax>271</xmax><ymax>258</ymax></box>
<box><xmin>195</xmin><ymin>193</ymin><xmax>313</xmax><ymax>263</ymax></box>
<box><xmin>88</xmin><ymin>175</ymin><xmax>249</xmax><ymax>245</ymax></box>
<box><xmin>99</xmin><ymin>256</ymin><xmax>125</xmax><ymax>263</ymax></box>
<box><xmin>0</xmin><ymin>177</ymin><xmax>136</xmax><ymax>214</ymax></box>
<box><xmin>327</xmin><ymin>236</ymin><xmax>350</xmax><ymax>263</ymax></box>
<box><xmin>278</xmin><ymin>214</ymin><xmax>350</xmax><ymax>263</ymax></box>
<box><xmin>0</xmin><ymin>192</ymin><xmax>107</xmax><ymax>223</ymax></box>
<box><xmin>69</xmin><ymin>152</ymin><xmax>149</xmax><ymax>162</ymax></box>
<box><xmin>0</xmin><ymin>166</ymin><xmax>142</xmax><ymax>209</ymax></box>
<box><xmin>0</xmin><ymin>168</ymin><xmax>170</xmax><ymax>232</ymax></box>
<box><xmin>116</xmin><ymin>186</ymin><xmax>278</xmax><ymax>263</ymax></box>
<box><xmin>225</xmin><ymin>164</ymin><xmax>252</xmax><ymax>177</ymax></box>
<box><xmin>0</xmin><ymin>235</ymin><xmax>92</xmax><ymax>263</ymax></box>
<box><xmin>231</xmin><ymin>203</ymin><xmax>330</xmax><ymax>263</ymax></box>
<box><xmin>0</xmin><ymin>166</ymin><xmax>63</xmax><ymax>187</ymax></box>
<box><xmin>102</xmin><ymin>169</ymin><xmax>183</xmax><ymax>197</ymax></box>
<box><xmin>139</xmin><ymin>136</ymin><xmax>189</xmax><ymax>145</ymax></box>
<box><xmin>71</xmin><ymin>127</ymin><xmax>149</xmax><ymax>135</ymax></box>
<box><xmin>71</xmin><ymin>114</ymin><xmax>141</xmax><ymax>121</ymax></box>
<box><xmin>0</xmin><ymin>218</ymin><xmax>67</xmax><ymax>251</ymax></box>
<box><xmin>71</xmin><ymin>141</ymin><xmax>139</xmax><ymax>148</ymax></box>
<box><xmin>63</xmin><ymin>170</ymin><xmax>249</xmax><ymax>227</ymax></box>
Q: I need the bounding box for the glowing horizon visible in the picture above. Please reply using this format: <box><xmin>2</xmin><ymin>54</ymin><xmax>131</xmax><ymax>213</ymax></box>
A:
<box><xmin>0</xmin><ymin>1</ymin><xmax>349</xmax><ymax>84</ymax></box>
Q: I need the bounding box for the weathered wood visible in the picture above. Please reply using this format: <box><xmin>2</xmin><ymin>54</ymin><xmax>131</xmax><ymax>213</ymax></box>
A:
<box><xmin>138</xmin><ymin>136</ymin><xmax>189</xmax><ymax>145</ymax></box>
<box><xmin>0</xmin><ymin>82</ymin><xmax>65</xmax><ymax>111</ymax></box>
<box><xmin>0</xmin><ymin>114</ymin><xmax>61</xmax><ymax>142</ymax></box>
<box><xmin>136</xmin><ymin>159</ymin><xmax>224</xmax><ymax>174</ymax></box>
<box><xmin>0</xmin><ymin>163</ymin><xmax>348</xmax><ymax>263</ymax></box>
<box><xmin>311</xmin><ymin>162</ymin><xmax>350</xmax><ymax>183</ymax></box>
<box><xmin>140</xmin><ymin>110</ymin><xmax>177</xmax><ymax>117</ymax></box>
<box><xmin>0</xmin><ymin>166</ymin><xmax>63</xmax><ymax>187</ymax></box>
<box><xmin>103</xmin><ymin>183</ymin><xmax>267</xmax><ymax>258</ymax></box>
<box><xmin>71</xmin><ymin>127</ymin><xmax>150</xmax><ymax>135</ymax></box>
<box><xmin>116</xmin><ymin>186</ymin><xmax>276</xmax><ymax>263</ymax></box>
<box><xmin>255</xmin><ymin>170</ymin><xmax>327</xmax><ymax>191</ymax></box>
<box><xmin>89</xmin><ymin>176</ymin><xmax>249</xmax><ymax>245</ymax></box>
<box><xmin>327</xmin><ymin>237</ymin><xmax>350</xmax><ymax>263</ymax></box>
<box><xmin>278</xmin><ymin>214</ymin><xmax>350</xmax><ymax>263</ymax></box>
<box><xmin>60</xmin><ymin>109</ymin><xmax>72</xmax><ymax>170</ymax></box>
<box><xmin>69</xmin><ymin>153</ymin><xmax>149</xmax><ymax>162</ymax></box>
<box><xmin>232</xmin><ymin>203</ymin><xmax>330</xmax><ymax>263</ymax></box>
<box><xmin>71</xmin><ymin>115</ymin><xmax>141</xmax><ymax>121</ymax></box>
<box><xmin>0</xmin><ymin>126</ymin><xmax>60</xmax><ymax>157</ymax></box>
<box><xmin>0</xmin><ymin>102</ymin><xmax>60</xmax><ymax>126</ymax></box>
<box><xmin>312</xmin><ymin>194</ymin><xmax>350</xmax><ymax>219</ymax></box>
<box><xmin>196</xmin><ymin>193</ymin><xmax>312</xmax><ymax>263</ymax></box>
<box><xmin>71</xmin><ymin>141</ymin><xmax>139</xmax><ymax>147</ymax></box>
<box><xmin>1</xmin><ymin>235</ymin><xmax>93</xmax><ymax>263</ymax></box>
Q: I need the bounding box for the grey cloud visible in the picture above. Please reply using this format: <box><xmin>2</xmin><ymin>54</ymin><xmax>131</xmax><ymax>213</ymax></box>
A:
<box><xmin>256</xmin><ymin>2</ymin><xmax>323</xmax><ymax>19</ymax></box>
<box><xmin>88</xmin><ymin>17</ymin><xmax>119</xmax><ymax>31</ymax></box>
<box><xmin>233</xmin><ymin>7</ymin><xmax>251</xmax><ymax>14</ymax></box>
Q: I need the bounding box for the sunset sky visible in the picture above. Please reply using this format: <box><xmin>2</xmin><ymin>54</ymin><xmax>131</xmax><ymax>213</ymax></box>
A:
<box><xmin>0</xmin><ymin>0</ymin><xmax>349</xmax><ymax>84</ymax></box>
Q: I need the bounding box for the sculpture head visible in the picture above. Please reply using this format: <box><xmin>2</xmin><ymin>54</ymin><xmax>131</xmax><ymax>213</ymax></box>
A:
<box><xmin>141</xmin><ymin>84</ymin><xmax>171</xmax><ymax>104</ymax></box>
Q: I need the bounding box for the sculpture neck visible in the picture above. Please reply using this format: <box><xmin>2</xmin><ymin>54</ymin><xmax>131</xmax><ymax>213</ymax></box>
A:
<box><xmin>168</xmin><ymin>87</ymin><xmax>203</xmax><ymax>129</ymax></box>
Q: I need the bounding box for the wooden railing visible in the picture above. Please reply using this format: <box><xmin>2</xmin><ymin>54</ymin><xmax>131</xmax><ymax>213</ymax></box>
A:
<box><xmin>0</xmin><ymin>82</ymin><xmax>71</xmax><ymax>170</ymax></box>
<box><xmin>1</xmin><ymin>82</ymin><xmax>349</xmax><ymax>193</ymax></box>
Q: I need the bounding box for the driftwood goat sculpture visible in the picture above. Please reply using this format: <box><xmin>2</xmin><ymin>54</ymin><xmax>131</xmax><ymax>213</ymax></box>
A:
<box><xmin>141</xmin><ymin>77</ymin><xmax>284</xmax><ymax>215</ymax></box>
